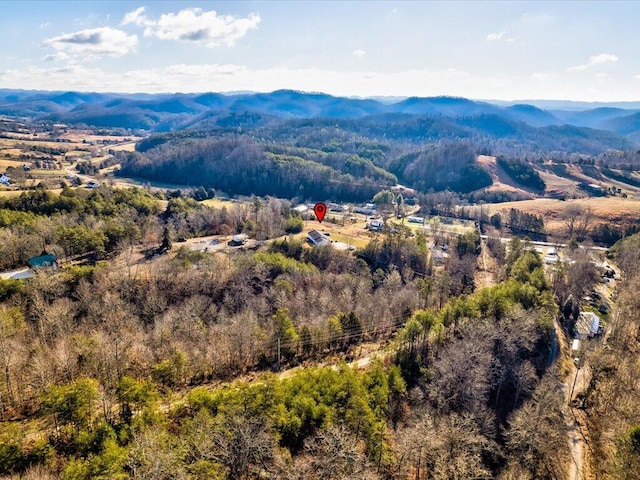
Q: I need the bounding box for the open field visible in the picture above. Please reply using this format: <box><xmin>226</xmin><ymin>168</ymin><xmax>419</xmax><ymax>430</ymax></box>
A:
<box><xmin>0</xmin><ymin>188</ymin><xmax>63</xmax><ymax>197</ymax></box>
<box><xmin>59</xmin><ymin>132</ymin><xmax>142</xmax><ymax>143</ymax></box>
<box><xmin>0</xmin><ymin>148</ymin><xmax>26</xmax><ymax>158</ymax></box>
<box><xmin>477</xmin><ymin>155</ymin><xmax>536</xmax><ymax>196</ymax></box>
<box><xmin>0</xmin><ymin>158</ymin><xmax>24</xmax><ymax>168</ymax></box>
<box><xmin>109</xmin><ymin>142</ymin><xmax>138</xmax><ymax>152</ymax></box>
<box><xmin>487</xmin><ymin>196</ymin><xmax>640</xmax><ymax>233</ymax></box>
<box><xmin>200</xmin><ymin>198</ymin><xmax>238</xmax><ymax>209</ymax></box>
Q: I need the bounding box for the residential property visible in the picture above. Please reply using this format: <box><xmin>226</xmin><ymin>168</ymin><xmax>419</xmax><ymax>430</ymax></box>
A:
<box><xmin>430</xmin><ymin>248</ymin><xmax>450</xmax><ymax>265</ymax></box>
<box><xmin>353</xmin><ymin>206</ymin><xmax>375</xmax><ymax>215</ymax></box>
<box><xmin>366</xmin><ymin>217</ymin><xmax>384</xmax><ymax>231</ymax></box>
<box><xmin>575</xmin><ymin>311</ymin><xmax>600</xmax><ymax>340</ymax></box>
<box><xmin>86</xmin><ymin>181</ymin><xmax>100</xmax><ymax>189</ymax></box>
<box><xmin>329</xmin><ymin>203</ymin><xmax>347</xmax><ymax>212</ymax></box>
<box><xmin>391</xmin><ymin>184</ymin><xmax>417</xmax><ymax>197</ymax></box>
<box><xmin>544</xmin><ymin>248</ymin><xmax>558</xmax><ymax>265</ymax></box>
<box><xmin>229</xmin><ymin>234</ymin><xmax>248</xmax><ymax>246</ymax></box>
<box><xmin>307</xmin><ymin>230</ymin><xmax>330</xmax><ymax>247</ymax></box>
<box><xmin>28</xmin><ymin>253</ymin><xmax>58</xmax><ymax>270</ymax></box>
<box><xmin>0</xmin><ymin>174</ymin><xmax>10</xmax><ymax>185</ymax></box>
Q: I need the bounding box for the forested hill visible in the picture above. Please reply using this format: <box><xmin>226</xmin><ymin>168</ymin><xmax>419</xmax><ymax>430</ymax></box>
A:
<box><xmin>118</xmin><ymin>130</ymin><xmax>499</xmax><ymax>200</ymax></box>
<box><xmin>2</xmin><ymin>88</ymin><xmax>640</xmax><ymax>146</ymax></box>
<box><xmin>116</xmin><ymin>112</ymin><xmax>636</xmax><ymax>201</ymax></box>
<box><xmin>119</xmin><ymin>135</ymin><xmax>397</xmax><ymax>202</ymax></box>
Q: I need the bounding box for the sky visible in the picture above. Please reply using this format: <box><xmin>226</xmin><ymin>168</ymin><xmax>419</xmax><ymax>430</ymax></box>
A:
<box><xmin>1</xmin><ymin>1</ymin><xmax>639</xmax><ymax>101</ymax></box>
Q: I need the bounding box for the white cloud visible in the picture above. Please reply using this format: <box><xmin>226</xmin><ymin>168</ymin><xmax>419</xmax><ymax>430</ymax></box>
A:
<box><xmin>122</xmin><ymin>7</ymin><xmax>260</xmax><ymax>47</ymax></box>
<box><xmin>121</xmin><ymin>6</ymin><xmax>147</xmax><ymax>26</ymax></box>
<box><xmin>486</xmin><ymin>30</ymin><xmax>506</xmax><ymax>41</ymax></box>
<box><xmin>352</xmin><ymin>49</ymin><xmax>366</xmax><ymax>57</ymax></box>
<box><xmin>531</xmin><ymin>72</ymin><xmax>550</xmax><ymax>80</ymax></box>
<box><xmin>567</xmin><ymin>53</ymin><xmax>618</xmax><ymax>71</ymax></box>
<box><xmin>44</xmin><ymin>27</ymin><xmax>138</xmax><ymax>59</ymax></box>
<box><xmin>43</xmin><ymin>52</ymin><xmax>70</xmax><ymax>62</ymax></box>
<box><xmin>2</xmin><ymin>63</ymin><xmax>638</xmax><ymax>101</ymax></box>
<box><xmin>634</xmin><ymin>74</ymin><xmax>640</xmax><ymax>80</ymax></box>
<box><xmin>0</xmin><ymin>64</ymin><xmax>514</xmax><ymax>98</ymax></box>
<box><xmin>40</xmin><ymin>22</ymin><xmax>50</xmax><ymax>29</ymax></box>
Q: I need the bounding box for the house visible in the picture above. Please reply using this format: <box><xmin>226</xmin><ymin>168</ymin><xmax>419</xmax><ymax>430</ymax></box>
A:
<box><xmin>353</xmin><ymin>206</ymin><xmax>375</xmax><ymax>215</ymax></box>
<box><xmin>28</xmin><ymin>254</ymin><xmax>58</xmax><ymax>270</ymax></box>
<box><xmin>366</xmin><ymin>218</ymin><xmax>384</xmax><ymax>231</ymax></box>
<box><xmin>430</xmin><ymin>248</ymin><xmax>450</xmax><ymax>265</ymax></box>
<box><xmin>391</xmin><ymin>184</ymin><xmax>417</xmax><ymax>197</ymax></box>
<box><xmin>329</xmin><ymin>203</ymin><xmax>347</xmax><ymax>212</ymax></box>
<box><xmin>86</xmin><ymin>181</ymin><xmax>100</xmax><ymax>189</ymax></box>
<box><xmin>307</xmin><ymin>230</ymin><xmax>330</xmax><ymax>247</ymax></box>
<box><xmin>0</xmin><ymin>174</ymin><xmax>10</xmax><ymax>185</ymax></box>
<box><xmin>575</xmin><ymin>311</ymin><xmax>600</xmax><ymax>340</ymax></box>
<box><xmin>407</xmin><ymin>216</ymin><xmax>424</xmax><ymax>224</ymax></box>
<box><xmin>544</xmin><ymin>248</ymin><xmax>558</xmax><ymax>264</ymax></box>
<box><xmin>229</xmin><ymin>234</ymin><xmax>248</xmax><ymax>246</ymax></box>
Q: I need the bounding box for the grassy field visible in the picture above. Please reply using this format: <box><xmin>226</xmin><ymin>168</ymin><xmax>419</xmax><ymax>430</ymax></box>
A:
<box><xmin>59</xmin><ymin>133</ymin><xmax>142</xmax><ymax>143</ymax></box>
<box><xmin>0</xmin><ymin>188</ymin><xmax>63</xmax><ymax>197</ymax></box>
<box><xmin>0</xmin><ymin>159</ymin><xmax>24</xmax><ymax>168</ymax></box>
<box><xmin>487</xmin><ymin>196</ymin><xmax>640</xmax><ymax>233</ymax></box>
<box><xmin>200</xmin><ymin>198</ymin><xmax>238</xmax><ymax>209</ymax></box>
<box><xmin>110</xmin><ymin>142</ymin><xmax>138</xmax><ymax>152</ymax></box>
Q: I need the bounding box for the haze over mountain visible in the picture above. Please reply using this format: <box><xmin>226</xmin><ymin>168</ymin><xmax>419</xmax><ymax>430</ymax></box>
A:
<box><xmin>2</xmin><ymin>89</ymin><xmax>640</xmax><ymax>147</ymax></box>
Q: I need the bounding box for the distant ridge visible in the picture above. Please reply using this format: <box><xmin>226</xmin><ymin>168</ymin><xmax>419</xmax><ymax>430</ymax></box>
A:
<box><xmin>0</xmin><ymin>88</ymin><xmax>639</xmax><ymax>142</ymax></box>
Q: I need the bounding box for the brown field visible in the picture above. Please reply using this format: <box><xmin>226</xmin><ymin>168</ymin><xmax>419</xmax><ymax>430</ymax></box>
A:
<box><xmin>59</xmin><ymin>132</ymin><xmax>142</xmax><ymax>143</ymax></box>
<box><xmin>487</xmin><ymin>196</ymin><xmax>640</xmax><ymax>233</ymax></box>
<box><xmin>100</xmin><ymin>164</ymin><xmax>121</xmax><ymax>175</ymax></box>
<box><xmin>477</xmin><ymin>155</ymin><xmax>534</xmax><ymax>196</ymax></box>
<box><xmin>109</xmin><ymin>142</ymin><xmax>138</xmax><ymax>152</ymax></box>
<box><xmin>0</xmin><ymin>188</ymin><xmax>63</xmax><ymax>198</ymax></box>
<box><xmin>537</xmin><ymin>169</ymin><xmax>582</xmax><ymax>197</ymax></box>
<box><xmin>0</xmin><ymin>148</ymin><xmax>25</xmax><ymax>158</ymax></box>
<box><xmin>200</xmin><ymin>198</ymin><xmax>237</xmax><ymax>209</ymax></box>
<box><xmin>0</xmin><ymin>159</ymin><xmax>24</xmax><ymax>168</ymax></box>
<box><xmin>0</xmin><ymin>138</ymin><xmax>81</xmax><ymax>149</ymax></box>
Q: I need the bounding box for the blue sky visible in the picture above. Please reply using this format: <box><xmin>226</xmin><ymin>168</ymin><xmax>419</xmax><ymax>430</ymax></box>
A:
<box><xmin>1</xmin><ymin>1</ymin><xmax>639</xmax><ymax>101</ymax></box>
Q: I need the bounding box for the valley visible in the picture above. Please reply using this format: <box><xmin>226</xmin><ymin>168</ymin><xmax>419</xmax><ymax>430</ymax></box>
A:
<box><xmin>1</xmin><ymin>90</ymin><xmax>640</xmax><ymax>480</ymax></box>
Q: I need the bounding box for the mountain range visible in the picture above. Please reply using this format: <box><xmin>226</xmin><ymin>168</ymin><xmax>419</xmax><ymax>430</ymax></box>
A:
<box><xmin>1</xmin><ymin>88</ymin><xmax>640</xmax><ymax>146</ymax></box>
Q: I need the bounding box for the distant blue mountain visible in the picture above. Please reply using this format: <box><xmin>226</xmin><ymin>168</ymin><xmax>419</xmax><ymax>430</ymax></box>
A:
<box><xmin>0</xmin><ymin>88</ymin><xmax>639</xmax><ymax>144</ymax></box>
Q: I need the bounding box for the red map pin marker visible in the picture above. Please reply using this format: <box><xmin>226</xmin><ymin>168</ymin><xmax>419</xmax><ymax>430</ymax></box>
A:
<box><xmin>313</xmin><ymin>202</ymin><xmax>327</xmax><ymax>223</ymax></box>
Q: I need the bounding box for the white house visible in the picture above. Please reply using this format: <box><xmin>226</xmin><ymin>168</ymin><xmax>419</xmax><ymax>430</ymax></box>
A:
<box><xmin>0</xmin><ymin>174</ymin><xmax>10</xmax><ymax>185</ymax></box>
<box><xmin>575</xmin><ymin>312</ymin><xmax>600</xmax><ymax>340</ymax></box>
<box><xmin>307</xmin><ymin>230</ymin><xmax>330</xmax><ymax>247</ymax></box>
<box><xmin>366</xmin><ymin>218</ymin><xmax>384</xmax><ymax>231</ymax></box>
<box><xmin>229</xmin><ymin>234</ymin><xmax>248</xmax><ymax>246</ymax></box>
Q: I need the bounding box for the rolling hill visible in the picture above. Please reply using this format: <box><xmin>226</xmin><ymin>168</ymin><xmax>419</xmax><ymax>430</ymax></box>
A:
<box><xmin>0</xmin><ymin>89</ymin><xmax>639</xmax><ymax>145</ymax></box>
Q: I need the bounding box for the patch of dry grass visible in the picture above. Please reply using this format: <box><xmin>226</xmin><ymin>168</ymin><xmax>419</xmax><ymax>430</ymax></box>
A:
<box><xmin>488</xmin><ymin>197</ymin><xmax>640</xmax><ymax>234</ymax></box>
